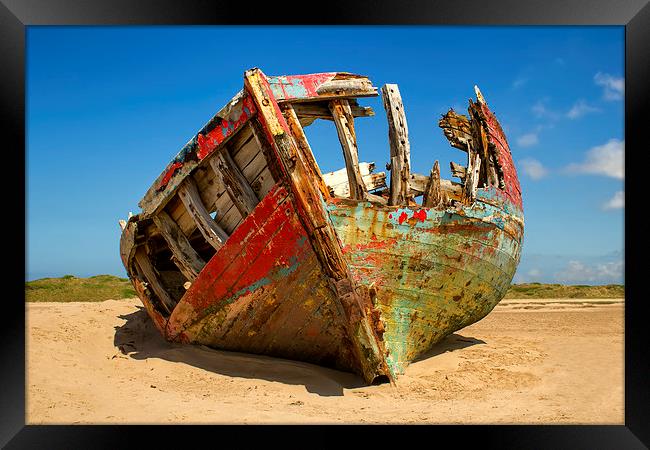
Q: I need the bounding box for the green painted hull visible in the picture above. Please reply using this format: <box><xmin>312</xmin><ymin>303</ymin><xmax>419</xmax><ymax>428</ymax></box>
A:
<box><xmin>327</xmin><ymin>189</ymin><xmax>524</xmax><ymax>375</ymax></box>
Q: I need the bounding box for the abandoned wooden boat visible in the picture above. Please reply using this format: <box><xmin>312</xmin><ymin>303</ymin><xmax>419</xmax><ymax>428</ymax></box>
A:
<box><xmin>119</xmin><ymin>68</ymin><xmax>524</xmax><ymax>384</ymax></box>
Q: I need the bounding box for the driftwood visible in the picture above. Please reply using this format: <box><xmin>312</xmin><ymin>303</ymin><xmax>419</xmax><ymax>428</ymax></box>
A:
<box><xmin>329</xmin><ymin>99</ymin><xmax>368</xmax><ymax>200</ymax></box>
<box><xmin>381</xmin><ymin>84</ymin><xmax>411</xmax><ymax>206</ymax></box>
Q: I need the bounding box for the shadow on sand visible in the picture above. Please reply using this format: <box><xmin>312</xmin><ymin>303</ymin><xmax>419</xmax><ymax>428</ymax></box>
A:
<box><xmin>114</xmin><ymin>306</ymin><xmax>484</xmax><ymax>397</ymax></box>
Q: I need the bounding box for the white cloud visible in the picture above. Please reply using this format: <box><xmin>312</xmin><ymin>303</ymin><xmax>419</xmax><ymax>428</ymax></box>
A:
<box><xmin>516</xmin><ymin>133</ymin><xmax>539</xmax><ymax>148</ymax></box>
<box><xmin>512</xmin><ymin>77</ymin><xmax>527</xmax><ymax>89</ymax></box>
<box><xmin>519</xmin><ymin>158</ymin><xmax>548</xmax><ymax>180</ymax></box>
<box><xmin>531</xmin><ymin>100</ymin><xmax>560</xmax><ymax>120</ymax></box>
<box><xmin>566</xmin><ymin>139</ymin><xmax>624</xmax><ymax>179</ymax></box>
<box><xmin>556</xmin><ymin>260</ymin><xmax>624</xmax><ymax>284</ymax></box>
<box><xmin>594</xmin><ymin>72</ymin><xmax>624</xmax><ymax>100</ymax></box>
<box><xmin>603</xmin><ymin>190</ymin><xmax>624</xmax><ymax>210</ymax></box>
<box><xmin>566</xmin><ymin>99</ymin><xmax>600</xmax><ymax>119</ymax></box>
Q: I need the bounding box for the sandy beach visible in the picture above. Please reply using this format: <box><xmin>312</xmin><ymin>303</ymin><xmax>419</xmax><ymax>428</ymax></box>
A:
<box><xmin>26</xmin><ymin>297</ymin><xmax>624</xmax><ymax>424</ymax></box>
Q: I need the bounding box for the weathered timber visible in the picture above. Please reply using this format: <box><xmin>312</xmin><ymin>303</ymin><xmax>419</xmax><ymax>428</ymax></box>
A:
<box><xmin>381</xmin><ymin>84</ymin><xmax>411</xmax><ymax>206</ymax></box>
<box><xmin>267</xmin><ymin>73</ymin><xmax>378</xmax><ymax>103</ymax></box>
<box><xmin>282</xmin><ymin>104</ymin><xmax>331</xmax><ymax>200</ymax></box>
<box><xmin>177</xmin><ymin>177</ymin><xmax>229</xmax><ymax>251</ymax></box>
<box><xmin>462</xmin><ymin>151</ymin><xmax>482</xmax><ymax>204</ymax></box>
<box><xmin>322</xmin><ymin>162</ymin><xmax>386</xmax><ymax>197</ymax></box>
<box><xmin>248</xmin><ymin>119</ymin><xmax>284</xmax><ymax>182</ymax></box>
<box><xmin>329</xmin><ymin>99</ymin><xmax>368</xmax><ymax>200</ymax></box>
<box><xmin>439</xmin><ymin>109</ymin><xmax>472</xmax><ymax>152</ymax></box>
<box><xmin>329</xmin><ymin>172</ymin><xmax>387</xmax><ymax>198</ymax></box>
<box><xmin>406</xmin><ymin>173</ymin><xmax>462</xmax><ymax>200</ymax></box>
<box><xmin>138</xmin><ymin>92</ymin><xmax>256</xmax><ymax>218</ymax></box>
<box><xmin>210</xmin><ymin>149</ymin><xmax>259</xmax><ymax>218</ymax></box>
<box><xmin>153</xmin><ymin>210</ymin><xmax>205</xmax><ymax>281</ymax></box>
<box><xmin>450</xmin><ymin>161</ymin><xmax>467</xmax><ymax>181</ymax></box>
<box><xmin>291</xmin><ymin>100</ymin><xmax>374</xmax><ymax>122</ymax></box>
<box><xmin>422</xmin><ymin>161</ymin><xmax>444</xmax><ymax>208</ymax></box>
<box><xmin>244</xmin><ymin>68</ymin><xmax>392</xmax><ymax>384</ymax></box>
<box><xmin>322</xmin><ymin>162</ymin><xmax>375</xmax><ymax>186</ymax></box>
<box><xmin>133</xmin><ymin>247</ymin><xmax>175</xmax><ymax>315</ymax></box>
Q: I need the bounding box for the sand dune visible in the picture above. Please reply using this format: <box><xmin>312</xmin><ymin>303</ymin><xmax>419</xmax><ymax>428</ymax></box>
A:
<box><xmin>26</xmin><ymin>297</ymin><xmax>624</xmax><ymax>424</ymax></box>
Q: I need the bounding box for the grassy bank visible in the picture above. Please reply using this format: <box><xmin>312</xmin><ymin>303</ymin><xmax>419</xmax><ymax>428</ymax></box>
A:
<box><xmin>504</xmin><ymin>283</ymin><xmax>624</xmax><ymax>299</ymax></box>
<box><xmin>25</xmin><ymin>275</ymin><xmax>624</xmax><ymax>302</ymax></box>
<box><xmin>25</xmin><ymin>275</ymin><xmax>136</xmax><ymax>302</ymax></box>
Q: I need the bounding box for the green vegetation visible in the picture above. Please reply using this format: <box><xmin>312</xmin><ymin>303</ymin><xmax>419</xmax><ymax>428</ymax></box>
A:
<box><xmin>25</xmin><ymin>276</ymin><xmax>624</xmax><ymax>302</ymax></box>
<box><xmin>504</xmin><ymin>283</ymin><xmax>624</xmax><ymax>299</ymax></box>
<box><xmin>25</xmin><ymin>275</ymin><xmax>136</xmax><ymax>302</ymax></box>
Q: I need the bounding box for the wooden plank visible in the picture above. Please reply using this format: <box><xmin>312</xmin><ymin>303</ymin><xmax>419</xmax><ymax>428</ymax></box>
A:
<box><xmin>329</xmin><ymin>99</ymin><xmax>368</xmax><ymax>200</ymax></box>
<box><xmin>153</xmin><ymin>210</ymin><xmax>205</xmax><ymax>281</ymax></box>
<box><xmin>328</xmin><ymin>172</ymin><xmax>387</xmax><ymax>198</ymax></box>
<box><xmin>267</xmin><ymin>72</ymin><xmax>378</xmax><ymax>103</ymax></box>
<box><xmin>209</xmin><ymin>149</ymin><xmax>259</xmax><ymax>218</ymax></box>
<box><xmin>283</xmin><ymin>104</ymin><xmax>331</xmax><ymax>200</ymax></box>
<box><xmin>133</xmin><ymin>247</ymin><xmax>175</xmax><ymax>315</ymax></box>
<box><xmin>248</xmin><ymin>119</ymin><xmax>284</xmax><ymax>182</ymax></box>
<box><xmin>422</xmin><ymin>161</ymin><xmax>445</xmax><ymax>208</ymax></box>
<box><xmin>291</xmin><ymin>99</ymin><xmax>374</xmax><ymax>122</ymax></box>
<box><xmin>400</xmin><ymin>173</ymin><xmax>463</xmax><ymax>200</ymax></box>
<box><xmin>178</xmin><ymin>177</ymin><xmax>229</xmax><ymax>251</ymax></box>
<box><xmin>381</xmin><ymin>84</ymin><xmax>411</xmax><ymax>206</ymax></box>
<box><xmin>322</xmin><ymin>162</ymin><xmax>375</xmax><ymax>187</ymax></box>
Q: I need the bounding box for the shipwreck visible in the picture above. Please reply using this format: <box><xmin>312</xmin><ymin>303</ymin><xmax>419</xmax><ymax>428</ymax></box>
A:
<box><xmin>119</xmin><ymin>68</ymin><xmax>524</xmax><ymax>384</ymax></box>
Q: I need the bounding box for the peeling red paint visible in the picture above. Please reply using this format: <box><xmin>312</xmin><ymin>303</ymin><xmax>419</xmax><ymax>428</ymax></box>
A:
<box><xmin>398</xmin><ymin>211</ymin><xmax>408</xmax><ymax>224</ymax></box>
<box><xmin>413</xmin><ymin>209</ymin><xmax>427</xmax><ymax>222</ymax></box>
<box><xmin>157</xmin><ymin>162</ymin><xmax>184</xmax><ymax>191</ymax></box>
<box><xmin>479</xmin><ymin>103</ymin><xmax>523</xmax><ymax>210</ymax></box>
<box><xmin>196</xmin><ymin>96</ymin><xmax>257</xmax><ymax>160</ymax></box>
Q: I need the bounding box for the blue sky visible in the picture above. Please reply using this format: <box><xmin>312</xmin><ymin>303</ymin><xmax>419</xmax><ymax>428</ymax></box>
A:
<box><xmin>26</xmin><ymin>26</ymin><xmax>624</xmax><ymax>284</ymax></box>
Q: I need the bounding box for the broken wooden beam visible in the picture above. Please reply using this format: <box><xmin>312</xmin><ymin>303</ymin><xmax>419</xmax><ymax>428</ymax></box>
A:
<box><xmin>381</xmin><ymin>84</ymin><xmax>411</xmax><ymax>206</ymax></box>
<box><xmin>422</xmin><ymin>161</ymin><xmax>445</xmax><ymax>208</ymax></box>
<box><xmin>209</xmin><ymin>149</ymin><xmax>259</xmax><ymax>218</ymax></box>
<box><xmin>291</xmin><ymin>100</ymin><xmax>374</xmax><ymax>123</ymax></box>
<box><xmin>329</xmin><ymin>99</ymin><xmax>368</xmax><ymax>200</ymax></box>
<box><xmin>449</xmin><ymin>161</ymin><xmax>467</xmax><ymax>181</ymax></box>
<box><xmin>407</xmin><ymin>173</ymin><xmax>463</xmax><ymax>200</ymax></box>
<box><xmin>133</xmin><ymin>247</ymin><xmax>175</xmax><ymax>315</ymax></box>
<box><xmin>153</xmin><ymin>210</ymin><xmax>206</xmax><ymax>281</ymax></box>
<box><xmin>177</xmin><ymin>177</ymin><xmax>229</xmax><ymax>251</ymax></box>
<box><xmin>462</xmin><ymin>151</ymin><xmax>482</xmax><ymax>204</ymax></box>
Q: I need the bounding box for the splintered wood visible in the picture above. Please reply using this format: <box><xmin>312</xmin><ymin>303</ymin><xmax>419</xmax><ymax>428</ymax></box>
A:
<box><xmin>381</xmin><ymin>84</ymin><xmax>411</xmax><ymax>206</ymax></box>
<box><xmin>329</xmin><ymin>99</ymin><xmax>368</xmax><ymax>201</ymax></box>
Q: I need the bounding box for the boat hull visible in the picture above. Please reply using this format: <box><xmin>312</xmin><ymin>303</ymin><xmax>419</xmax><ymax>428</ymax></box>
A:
<box><xmin>327</xmin><ymin>193</ymin><xmax>523</xmax><ymax>375</ymax></box>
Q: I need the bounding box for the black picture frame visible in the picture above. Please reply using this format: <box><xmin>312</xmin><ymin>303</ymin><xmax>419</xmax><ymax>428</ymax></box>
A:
<box><xmin>3</xmin><ymin>0</ymin><xmax>647</xmax><ymax>448</ymax></box>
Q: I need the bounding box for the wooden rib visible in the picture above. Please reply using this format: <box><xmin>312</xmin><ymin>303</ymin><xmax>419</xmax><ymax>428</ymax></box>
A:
<box><xmin>381</xmin><ymin>84</ymin><xmax>411</xmax><ymax>206</ymax></box>
<box><xmin>209</xmin><ymin>149</ymin><xmax>259</xmax><ymax>218</ymax></box>
<box><xmin>133</xmin><ymin>247</ymin><xmax>174</xmax><ymax>315</ymax></box>
<box><xmin>153</xmin><ymin>210</ymin><xmax>205</xmax><ymax>281</ymax></box>
<box><xmin>329</xmin><ymin>99</ymin><xmax>368</xmax><ymax>200</ymax></box>
<box><xmin>423</xmin><ymin>160</ymin><xmax>445</xmax><ymax>208</ymax></box>
<box><xmin>177</xmin><ymin>177</ymin><xmax>229</xmax><ymax>251</ymax></box>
